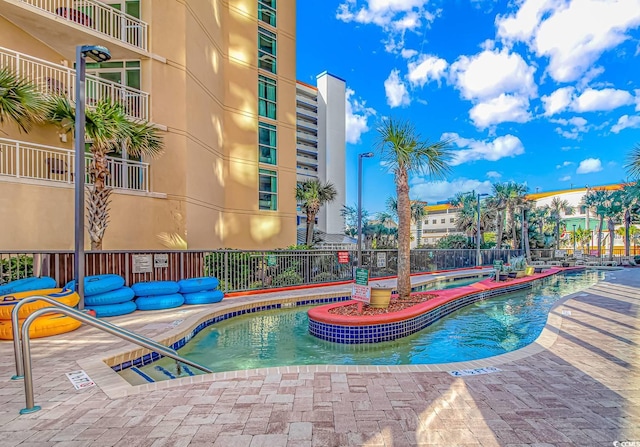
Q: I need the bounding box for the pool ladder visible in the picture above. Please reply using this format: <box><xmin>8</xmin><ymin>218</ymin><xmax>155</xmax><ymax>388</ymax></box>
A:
<box><xmin>10</xmin><ymin>295</ymin><xmax>213</xmax><ymax>415</ymax></box>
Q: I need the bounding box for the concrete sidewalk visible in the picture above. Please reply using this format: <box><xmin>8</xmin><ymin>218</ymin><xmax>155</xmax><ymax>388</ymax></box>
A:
<box><xmin>0</xmin><ymin>268</ymin><xmax>638</xmax><ymax>446</ymax></box>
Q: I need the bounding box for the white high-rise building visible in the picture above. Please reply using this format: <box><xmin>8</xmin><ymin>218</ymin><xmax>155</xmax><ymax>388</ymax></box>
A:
<box><xmin>295</xmin><ymin>72</ymin><xmax>347</xmax><ymax>240</ymax></box>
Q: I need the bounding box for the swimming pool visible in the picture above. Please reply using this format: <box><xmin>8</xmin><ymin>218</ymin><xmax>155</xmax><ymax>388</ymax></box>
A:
<box><xmin>123</xmin><ymin>270</ymin><xmax>603</xmax><ymax>382</ymax></box>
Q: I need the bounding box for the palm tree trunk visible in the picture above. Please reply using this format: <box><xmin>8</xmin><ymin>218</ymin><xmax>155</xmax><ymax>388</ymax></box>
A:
<box><xmin>625</xmin><ymin>209</ymin><xmax>631</xmax><ymax>257</ymax></box>
<box><xmin>555</xmin><ymin>221</ymin><xmax>560</xmax><ymax>250</ymax></box>
<box><xmin>607</xmin><ymin>218</ymin><xmax>615</xmax><ymax>261</ymax></box>
<box><xmin>305</xmin><ymin>213</ymin><xmax>315</xmax><ymax>246</ymax></box>
<box><xmin>87</xmin><ymin>149</ymin><xmax>112</xmax><ymax>250</ymax></box>
<box><xmin>523</xmin><ymin>209</ymin><xmax>531</xmax><ymax>262</ymax></box>
<box><xmin>597</xmin><ymin>217</ymin><xmax>604</xmax><ymax>257</ymax></box>
<box><xmin>396</xmin><ymin>170</ymin><xmax>411</xmax><ymax>300</ymax></box>
<box><xmin>510</xmin><ymin>208</ymin><xmax>518</xmax><ymax>250</ymax></box>
<box><xmin>496</xmin><ymin>211</ymin><xmax>504</xmax><ymax>250</ymax></box>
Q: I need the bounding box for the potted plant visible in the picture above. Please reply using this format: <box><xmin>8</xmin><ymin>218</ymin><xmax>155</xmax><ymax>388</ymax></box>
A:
<box><xmin>369</xmin><ymin>284</ymin><xmax>393</xmax><ymax>308</ymax></box>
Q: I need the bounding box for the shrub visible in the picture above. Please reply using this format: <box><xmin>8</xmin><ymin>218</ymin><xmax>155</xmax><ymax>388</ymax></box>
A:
<box><xmin>272</xmin><ymin>267</ymin><xmax>303</xmax><ymax>287</ymax></box>
<box><xmin>311</xmin><ymin>272</ymin><xmax>338</xmax><ymax>283</ymax></box>
<box><xmin>0</xmin><ymin>256</ymin><xmax>34</xmax><ymax>285</ymax></box>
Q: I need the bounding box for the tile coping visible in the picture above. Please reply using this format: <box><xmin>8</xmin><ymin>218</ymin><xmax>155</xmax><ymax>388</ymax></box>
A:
<box><xmin>76</xmin><ymin>267</ymin><xmax>612</xmax><ymax>399</ymax></box>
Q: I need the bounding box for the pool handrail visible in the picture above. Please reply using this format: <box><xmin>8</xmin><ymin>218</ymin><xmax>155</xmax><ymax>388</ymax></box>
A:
<box><xmin>11</xmin><ymin>299</ymin><xmax>213</xmax><ymax>414</ymax></box>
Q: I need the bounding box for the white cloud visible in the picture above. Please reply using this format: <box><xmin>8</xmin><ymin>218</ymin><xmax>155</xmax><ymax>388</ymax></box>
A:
<box><xmin>556</xmin><ymin>161</ymin><xmax>573</xmax><ymax>169</ymax></box>
<box><xmin>336</xmin><ymin>0</ymin><xmax>440</xmax><ymax>53</ymax></box>
<box><xmin>401</xmin><ymin>48</ymin><xmax>418</xmax><ymax>59</ymax></box>
<box><xmin>551</xmin><ymin>116</ymin><xmax>590</xmax><ymax>139</ymax></box>
<box><xmin>541</xmin><ymin>87</ymin><xmax>575</xmax><ymax>116</ymax></box>
<box><xmin>497</xmin><ymin>0</ymin><xmax>640</xmax><ymax>83</ymax></box>
<box><xmin>611</xmin><ymin>114</ymin><xmax>640</xmax><ymax>133</ymax></box>
<box><xmin>576</xmin><ymin>158</ymin><xmax>603</xmax><ymax>174</ymax></box>
<box><xmin>407</xmin><ymin>54</ymin><xmax>448</xmax><ymax>87</ymax></box>
<box><xmin>384</xmin><ymin>69</ymin><xmax>411</xmax><ymax>107</ymax></box>
<box><xmin>635</xmin><ymin>89</ymin><xmax>640</xmax><ymax>111</ymax></box>
<box><xmin>443</xmin><ymin>132</ymin><xmax>525</xmax><ymax>165</ymax></box>
<box><xmin>345</xmin><ymin>88</ymin><xmax>377</xmax><ymax>144</ymax></box>
<box><xmin>486</xmin><ymin>171</ymin><xmax>502</xmax><ymax>178</ymax></box>
<box><xmin>559</xmin><ymin>175</ymin><xmax>572</xmax><ymax>181</ymax></box>
<box><xmin>469</xmin><ymin>94</ymin><xmax>532</xmax><ymax>129</ymax></box>
<box><xmin>409</xmin><ymin>177</ymin><xmax>493</xmax><ymax>203</ymax></box>
<box><xmin>572</xmin><ymin>88</ymin><xmax>634</xmax><ymax>112</ymax></box>
<box><xmin>449</xmin><ymin>48</ymin><xmax>537</xmax><ymax>101</ymax></box>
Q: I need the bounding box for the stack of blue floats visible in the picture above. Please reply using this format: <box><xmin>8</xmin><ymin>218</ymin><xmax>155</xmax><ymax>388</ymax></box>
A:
<box><xmin>133</xmin><ymin>277</ymin><xmax>223</xmax><ymax>311</ymax></box>
<box><xmin>67</xmin><ymin>274</ymin><xmax>136</xmax><ymax>317</ymax></box>
<box><xmin>65</xmin><ymin>275</ymin><xmax>224</xmax><ymax>317</ymax></box>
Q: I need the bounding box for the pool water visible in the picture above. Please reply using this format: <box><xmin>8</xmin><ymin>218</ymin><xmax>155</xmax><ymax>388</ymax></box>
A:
<box><xmin>126</xmin><ymin>270</ymin><xmax>603</xmax><ymax>382</ymax></box>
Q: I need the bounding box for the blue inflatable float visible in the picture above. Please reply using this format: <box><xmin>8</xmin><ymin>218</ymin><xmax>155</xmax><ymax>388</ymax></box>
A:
<box><xmin>131</xmin><ymin>281</ymin><xmax>180</xmax><ymax>297</ymax></box>
<box><xmin>135</xmin><ymin>293</ymin><xmax>184</xmax><ymax>311</ymax></box>
<box><xmin>85</xmin><ymin>287</ymin><xmax>135</xmax><ymax>306</ymax></box>
<box><xmin>0</xmin><ymin>277</ymin><xmax>57</xmax><ymax>295</ymax></box>
<box><xmin>178</xmin><ymin>277</ymin><xmax>220</xmax><ymax>294</ymax></box>
<box><xmin>87</xmin><ymin>300</ymin><xmax>137</xmax><ymax>318</ymax></box>
<box><xmin>65</xmin><ymin>274</ymin><xmax>125</xmax><ymax>297</ymax></box>
<box><xmin>183</xmin><ymin>290</ymin><xmax>224</xmax><ymax>305</ymax></box>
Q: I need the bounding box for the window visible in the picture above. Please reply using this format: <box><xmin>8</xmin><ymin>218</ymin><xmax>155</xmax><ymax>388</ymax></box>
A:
<box><xmin>258</xmin><ymin>0</ymin><xmax>276</xmax><ymax>26</ymax></box>
<box><xmin>258</xmin><ymin>75</ymin><xmax>276</xmax><ymax>119</ymax></box>
<box><xmin>450</xmin><ymin>218</ymin><xmax>455</xmax><ymax>223</ymax></box>
<box><xmin>424</xmin><ymin>220</ymin><xmax>428</xmax><ymax>225</ymax></box>
<box><xmin>432</xmin><ymin>219</ymin><xmax>436</xmax><ymax>224</ymax></box>
<box><xmin>441</xmin><ymin>219</ymin><xmax>445</xmax><ymax>224</ymax></box>
<box><xmin>259</xmin><ymin>168</ymin><xmax>277</xmax><ymax>210</ymax></box>
<box><xmin>106</xmin><ymin>1</ymin><xmax>140</xmax><ymax>18</ymax></box>
<box><xmin>259</xmin><ymin>122</ymin><xmax>277</xmax><ymax>164</ymax></box>
<box><xmin>86</xmin><ymin>60</ymin><xmax>141</xmax><ymax>90</ymax></box>
<box><xmin>258</xmin><ymin>27</ymin><xmax>276</xmax><ymax>74</ymax></box>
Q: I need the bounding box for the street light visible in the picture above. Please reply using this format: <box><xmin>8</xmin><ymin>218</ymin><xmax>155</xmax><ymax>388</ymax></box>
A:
<box><xmin>357</xmin><ymin>152</ymin><xmax>374</xmax><ymax>268</ymax></box>
<box><xmin>572</xmin><ymin>224</ymin><xmax>576</xmax><ymax>253</ymax></box>
<box><xmin>476</xmin><ymin>192</ymin><xmax>489</xmax><ymax>267</ymax></box>
<box><xmin>74</xmin><ymin>45</ymin><xmax>111</xmax><ymax>310</ymax></box>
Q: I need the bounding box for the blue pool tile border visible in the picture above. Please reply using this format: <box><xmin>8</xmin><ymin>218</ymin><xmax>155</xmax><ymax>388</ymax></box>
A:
<box><xmin>308</xmin><ymin>282</ymin><xmax>535</xmax><ymax>344</ymax></box>
<box><xmin>111</xmin><ymin>295</ymin><xmax>351</xmax><ymax>372</ymax></box>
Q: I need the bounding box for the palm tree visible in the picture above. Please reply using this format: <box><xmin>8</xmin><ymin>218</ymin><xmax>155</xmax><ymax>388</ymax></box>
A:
<box><xmin>0</xmin><ymin>68</ymin><xmax>49</xmax><ymax>132</ymax></box>
<box><xmin>451</xmin><ymin>191</ymin><xmax>477</xmax><ymax>241</ymax></box>
<box><xmin>626</xmin><ymin>144</ymin><xmax>640</xmax><ymax>178</ymax></box>
<box><xmin>375</xmin><ymin>118</ymin><xmax>451</xmax><ymax>299</ymax></box>
<box><xmin>295</xmin><ymin>179</ymin><xmax>337</xmax><ymax>246</ymax></box>
<box><xmin>617</xmin><ymin>184</ymin><xmax>640</xmax><ymax>257</ymax></box>
<box><xmin>503</xmin><ymin>182</ymin><xmax>528</xmax><ymax>249</ymax></box>
<box><xmin>376</xmin><ymin>212</ymin><xmax>397</xmax><ymax>247</ymax></box>
<box><xmin>489</xmin><ymin>183</ymin><xmax>510</xmax><ymax>249</ymax></box>
<box><xmin>583</xmin><ymin>189</ymin><xmax>610</xmax><ymax>257</ymax></box>
<box><xmin>48</xmin><ymin>97</ymin><xmax>164</xmax><ymax>250</ymax></box>
<box><xmin>548</xmin><ymin>197</ymin><xmax>570</xmax><ymax>250</ymax></box>
<box><xmin>411</xmin><ymin>201</ymin><xmax>427</xmax><ymax>247</ymax></box>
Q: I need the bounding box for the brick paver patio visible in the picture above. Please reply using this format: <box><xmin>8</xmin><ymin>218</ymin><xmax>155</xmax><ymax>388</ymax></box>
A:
<box><xmin>0</xmin><ymin>269</ymin><xmax>638</xmax><ymax>446</ymax></box>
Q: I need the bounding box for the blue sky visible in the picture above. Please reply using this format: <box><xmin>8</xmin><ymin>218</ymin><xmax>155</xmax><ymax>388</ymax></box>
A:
<box><xmin>296</xmin><ymin>0</ymin><xmax>640</xmax><ymax>215</ymax></box>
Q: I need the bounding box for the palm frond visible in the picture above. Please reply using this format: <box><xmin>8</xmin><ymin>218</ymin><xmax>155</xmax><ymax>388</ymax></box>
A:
<box><xmin>0</xmin><ymin>68</ymin><xmax>49</xmax><ymax>132</ymax></box>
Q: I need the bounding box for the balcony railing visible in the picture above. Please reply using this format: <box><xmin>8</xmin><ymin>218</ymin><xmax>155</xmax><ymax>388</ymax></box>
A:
<box><xmin>17</xmin><ymin>0</ymin><xmax>148</xmax><ymax>51</ymax></box>
<box><xmin>0</xmin><ymin>46</ymin><xmax>149</xmax><ymax>121</ymax></box>
<box><xmin>0</xmin><ymin>138</ymin><xmax>149</xmax><ymax>192</ymax></box>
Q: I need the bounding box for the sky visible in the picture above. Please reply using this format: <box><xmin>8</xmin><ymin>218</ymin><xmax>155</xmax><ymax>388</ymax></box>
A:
<box><xmin>296</xmin><ymin>0</ymin><xmax>640</xmax><ymax>215</ymax></box>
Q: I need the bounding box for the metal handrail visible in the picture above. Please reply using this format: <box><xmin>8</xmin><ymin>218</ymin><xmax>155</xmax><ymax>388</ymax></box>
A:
<box><xmin>11</xmin><ymin>298</ymin><xmax>212</xmax><ymax>414</ymax></box>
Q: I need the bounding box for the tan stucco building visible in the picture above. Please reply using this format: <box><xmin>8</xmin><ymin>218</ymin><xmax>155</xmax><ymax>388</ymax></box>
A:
<box><xmin>0</xmin><ymin>0</ymin><xmax>297</xmax><ymax>250</ymax></box>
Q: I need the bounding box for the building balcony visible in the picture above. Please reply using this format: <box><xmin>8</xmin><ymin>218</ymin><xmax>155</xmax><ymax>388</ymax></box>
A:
<box><xmin>0</xmin><ymin>137</ymin><xmax>150</xmax><ymax>192</ymax></box>
<box><xmin>0</xmin><ymin>46</ymin><xmax>149</xmax><ymax>121</ymax></box>
<box><xmin>296</xmin><ymin>131</ymin><xmax>317</xmax><ymax>144</ymax></box>
<box><xmin>0</xmin><ymin>0</ymin><xmax>149</xmax><ymax>59</ymax></box>
<box><xmin>296</xmin><ymin>107</ymin><xmax>317</xmax><ymax>121</ymax></box>
<box><xmin>297</xmin><ymin>155</ymin><xmax>318</xmax><ymax>167</ymax></box>
<box><xmin>297</xmin><ymin>144</ymin><xmax>318</xmax><ymax>156</ymax></box>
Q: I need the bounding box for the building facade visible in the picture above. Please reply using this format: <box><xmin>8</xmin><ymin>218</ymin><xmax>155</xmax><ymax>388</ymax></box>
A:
<box><xmin>295</xmin><ymin>72</ymin><xmax>346</xmax><ymax>238</ymax></box>
<box><xmin>0</xmin><ymin>0</ymin><xmax>298</xmax><ymax>250</ymax></box>
<box><xmin>419</xmin><ymin>184</ymin><xmax>628</xmax><ymax>250</ymax></box>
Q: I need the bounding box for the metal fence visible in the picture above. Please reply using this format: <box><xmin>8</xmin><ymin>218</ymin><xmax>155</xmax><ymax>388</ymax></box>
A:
<box><xmin>0</xmin><ymin>249</ymin><xmax>525</xmax><ymax>293</ymax></box>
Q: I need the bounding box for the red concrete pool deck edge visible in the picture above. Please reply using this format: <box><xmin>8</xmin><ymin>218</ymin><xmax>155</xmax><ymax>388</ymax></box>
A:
<box><xmin>308</xmin><ymin>267</ymin><xmax>584</xmax><ymax>326</ymax></box>
<box><xmin>223</xmin><ymin>266</ymin><xmax>486</xmax><ymax>298</ymax></box>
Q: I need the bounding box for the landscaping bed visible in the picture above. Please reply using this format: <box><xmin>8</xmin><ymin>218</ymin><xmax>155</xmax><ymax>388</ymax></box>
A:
<box><xmin>328</xmin><ymin>292</ymin><xmax>438</xmax><ymax>316</ymax></box>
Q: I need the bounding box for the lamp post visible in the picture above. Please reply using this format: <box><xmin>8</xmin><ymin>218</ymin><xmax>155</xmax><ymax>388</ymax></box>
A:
<box><xmin>572</xmin><ymin>224</ymin><xmax>576</xmax><ymax>253</ymax></box>
<box><xmin>74</xmin><ymin>45</ymin><xmax>111</xmax><ymax>310</ymax></box>
<box><xmin>476</xmin><ymin>192</ymin><xmax>488</xmax><ymax>267</ymax></box>
<box><xmin>356</xmin><ymin>152</ymin><xmax>374</xmax><ymax>268</ymax></box>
